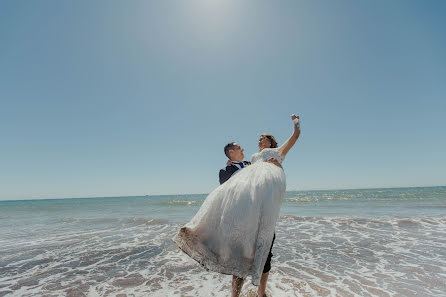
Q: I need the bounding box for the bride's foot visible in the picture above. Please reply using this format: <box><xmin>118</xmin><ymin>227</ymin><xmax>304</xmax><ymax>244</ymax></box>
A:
<box><xmin>180</xmin><ymin>227</ymin><xmax>196</xmax><ymax>238</ymax></box>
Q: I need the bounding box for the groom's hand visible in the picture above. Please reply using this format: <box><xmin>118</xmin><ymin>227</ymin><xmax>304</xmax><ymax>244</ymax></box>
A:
<box><xmin>266</xmin><ymin>158</ymin><xmax>282</xmax><ymax>168</ymax></box>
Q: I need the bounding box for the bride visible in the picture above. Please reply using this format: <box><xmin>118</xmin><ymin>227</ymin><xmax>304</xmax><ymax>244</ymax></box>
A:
<box><xmin>173</xmin><ymin>114</ymin><xmax>301</xmax><ymax>291</ymax></box>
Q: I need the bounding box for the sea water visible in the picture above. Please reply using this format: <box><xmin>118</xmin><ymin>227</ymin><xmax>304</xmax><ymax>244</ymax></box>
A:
<box><xmin>0</xmin><ymin>186</ymin><xmax>445</xmax><ymax>296</ymax></box>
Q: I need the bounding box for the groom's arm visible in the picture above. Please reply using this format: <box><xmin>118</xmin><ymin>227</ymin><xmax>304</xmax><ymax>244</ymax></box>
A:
<box><xmin>219</xmin><ymin>166</ymin><xmax>237</xmax><ymax>185</ymax></box>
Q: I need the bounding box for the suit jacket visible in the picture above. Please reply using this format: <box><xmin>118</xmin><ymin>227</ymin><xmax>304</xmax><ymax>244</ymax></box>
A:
<box><xmin>219</xmin><ymin>161</ymin><xmax>251</xmax><ymax>185</ymax></box>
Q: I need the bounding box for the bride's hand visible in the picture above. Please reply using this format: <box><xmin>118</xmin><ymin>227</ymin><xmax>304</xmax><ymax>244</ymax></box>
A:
<box><xmin>291</xmin><ymin>114</ymin><xmax>300</xmax><ymax>129</ymax></box>
<box><xmin>226</xmin><ymin>160</ymin><xmax>232</xmax><ymax>167</ymax></box>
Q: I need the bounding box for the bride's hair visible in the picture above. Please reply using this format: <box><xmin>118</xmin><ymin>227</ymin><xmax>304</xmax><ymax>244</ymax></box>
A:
<box><xmin>261</xmin><ymin>134</ymin><xmax>278</xmax><ymax>148</ymax></box>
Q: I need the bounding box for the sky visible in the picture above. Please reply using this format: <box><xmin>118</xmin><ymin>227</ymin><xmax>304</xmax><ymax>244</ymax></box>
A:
<box><xmin>1</xmin><ymin>0</ymin><xmax>445</xmax><ymax>200</ymax></box>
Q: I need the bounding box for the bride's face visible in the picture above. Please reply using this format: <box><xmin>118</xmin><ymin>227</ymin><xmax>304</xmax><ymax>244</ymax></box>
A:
<box><xmin>258</xmin><ymin>135</ymin><xmax>271</xmax><ymax>151</ymax></box>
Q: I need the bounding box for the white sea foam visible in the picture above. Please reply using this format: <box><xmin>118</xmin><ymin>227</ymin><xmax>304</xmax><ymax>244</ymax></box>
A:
<box><xmin>1</xmin><ymin>216</ymin><xmax>446</xmax><ymax>296</ymax></box>
<box><xmin>2</xmin><ymin>187</ymin><xmax>445</xmax><ymax>296</ymax></box>
<box><xmin>284</xmin><ymin>197</ymin><xmax>316</xmax><ymax>203</ymax></box>
<box><xmin>161</xmin><ymin>200</ymin><xmax>199</xmax><ymax>205</ymax></box>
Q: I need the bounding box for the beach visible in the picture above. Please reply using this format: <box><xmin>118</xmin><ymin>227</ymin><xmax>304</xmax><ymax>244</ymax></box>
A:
<box><xmin>1</xmin><ymin>187</ymin><xmax>445</xmax><ymax>296</ymax></box>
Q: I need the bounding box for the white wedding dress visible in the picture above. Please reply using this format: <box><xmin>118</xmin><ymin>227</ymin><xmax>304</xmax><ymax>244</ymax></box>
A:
<box><xmin>173</xmin><ymin>148</ymin><xmax>286</xmax><ymax>285</ymax></box>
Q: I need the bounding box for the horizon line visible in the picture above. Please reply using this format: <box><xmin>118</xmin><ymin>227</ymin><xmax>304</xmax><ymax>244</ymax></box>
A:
<box><xmin>1</xmin><ymin>184</ymin><xmax>444</xmax><ymax>202</ymax></box>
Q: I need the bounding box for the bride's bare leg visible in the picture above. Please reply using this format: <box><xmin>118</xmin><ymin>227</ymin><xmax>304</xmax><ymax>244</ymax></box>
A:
<box><xmin>257</xmin><ymin>272</ymin><xmax>269</xmax><ymax>297</ymax></box>
<box><xmin>231</xmin><ymin>276</ymin><xmax>244</xmax><ymax>297</ymax></box>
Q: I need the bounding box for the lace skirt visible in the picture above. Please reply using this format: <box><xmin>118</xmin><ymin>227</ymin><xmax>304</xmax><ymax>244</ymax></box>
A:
<box><xmin>173</xmin><ymin>161</ymin><xmax>286</xmax><ymax>285</ymax></box>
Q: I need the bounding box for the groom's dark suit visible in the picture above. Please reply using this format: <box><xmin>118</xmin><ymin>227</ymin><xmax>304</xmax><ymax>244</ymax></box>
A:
<box><xmin>218</xmin><ymin>159</ymin><xmax>275</xmax><ymax>274</ymax></box>
<box><xmin>219</xmin><ymin>161</ymin><xmax>251</xmax><ymax>185</ymax></box>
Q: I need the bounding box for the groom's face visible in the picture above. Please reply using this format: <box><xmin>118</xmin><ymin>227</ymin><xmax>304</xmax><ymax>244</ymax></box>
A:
<box><xmin>230</xmin><ymin>144</ymin><xmax>244</xmax><ymax>161</ymax></box>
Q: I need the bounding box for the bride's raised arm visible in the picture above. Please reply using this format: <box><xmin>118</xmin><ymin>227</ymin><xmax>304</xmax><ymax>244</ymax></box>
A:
<box><xmin>277</xmin><ymin>114</ymin><xmax>300</xmax><ymax>157</ymax></box>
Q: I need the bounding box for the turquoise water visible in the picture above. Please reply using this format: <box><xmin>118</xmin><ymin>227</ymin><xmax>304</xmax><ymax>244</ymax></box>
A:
<box><xmin>1</xmin><ymin>186</ymin><xmax>445</xmax><ymax>296</ymax></box>
<box><xmin>2</xmin><ymin>186</ymin><xmax>445</xmax><ymax>220</ymax></box>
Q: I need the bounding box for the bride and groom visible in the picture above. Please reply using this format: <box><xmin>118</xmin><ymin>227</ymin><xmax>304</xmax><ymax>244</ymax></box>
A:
<box><xmin>174</xmin><ymin>114</ymin><xmax>301</xmax><ymax>297</ymax></box>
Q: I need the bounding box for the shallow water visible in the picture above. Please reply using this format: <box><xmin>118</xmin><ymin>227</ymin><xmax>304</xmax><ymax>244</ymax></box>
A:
<box><xmin>1</xmin><ymin>186</ymin><xmax>445</xmax><ymax>296</ymax></box>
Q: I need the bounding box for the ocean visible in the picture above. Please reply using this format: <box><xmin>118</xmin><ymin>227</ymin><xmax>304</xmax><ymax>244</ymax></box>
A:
<box><xmin>0</xmin><ymin>186</ymin><xmax>445</xmax><ymax>297</ymax></box>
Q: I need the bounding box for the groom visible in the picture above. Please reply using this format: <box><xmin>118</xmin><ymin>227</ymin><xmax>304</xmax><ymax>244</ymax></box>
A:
<box><xmin>219</xmin><ymin>142</ymin><xmax>278</xmax><ymax>297</ymax></box>
<box><xmin>219</xmin><ymin>142</ymin><xmax>251</xmax><ymax>184</ymax></box>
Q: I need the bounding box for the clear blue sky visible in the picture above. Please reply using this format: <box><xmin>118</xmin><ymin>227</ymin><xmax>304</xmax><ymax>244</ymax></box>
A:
<box><xmin>1</xmin><ymin>0</ymin><xmax>445</xmax><ymax>200</ymax></box>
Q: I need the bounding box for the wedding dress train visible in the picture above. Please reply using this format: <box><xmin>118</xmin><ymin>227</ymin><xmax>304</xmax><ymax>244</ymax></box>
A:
<box><xmin>173</xmin><ymin>148</ymin><xmax>286</xmax><ymax>285</ymax></box>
